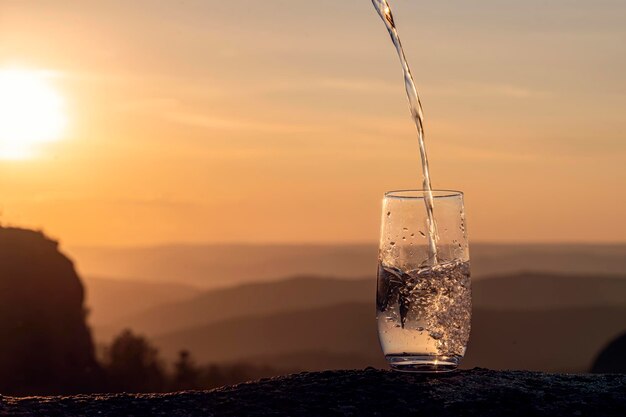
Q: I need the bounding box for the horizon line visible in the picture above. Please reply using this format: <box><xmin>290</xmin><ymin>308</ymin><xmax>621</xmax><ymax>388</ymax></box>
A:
<box><xmin>64</xmin><ymin>240</ymin><xmax>626</xmax><ymax>250</ymax></box>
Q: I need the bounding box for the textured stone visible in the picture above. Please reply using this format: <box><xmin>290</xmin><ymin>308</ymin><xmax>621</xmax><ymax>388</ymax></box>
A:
<box><xmin>0</xmin><ymin>368</ymin><xmax>624</xmax><ymax>416</ymax></box>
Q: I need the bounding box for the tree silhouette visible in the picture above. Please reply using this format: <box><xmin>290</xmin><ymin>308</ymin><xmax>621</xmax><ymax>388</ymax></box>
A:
<box><xmin>0</xmin><ymin>227</ymin><xmax>289</xmax><ymax>394</ymax></box>
<box><xmin>103</xmin><ymin>329</ymin><xmax>166</xmax><ymax>392</ymax></box>
<box><xmin>171</xmin><ymin>350</ymin><xmax>201</xmax><ymax>390</ymax></box>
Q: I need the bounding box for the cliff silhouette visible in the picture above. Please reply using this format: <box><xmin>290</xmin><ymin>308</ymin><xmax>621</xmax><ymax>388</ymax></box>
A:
<box><xmin>0</xmin><ymin>226</ymin><xmax>101</xmax><ymax>395</ymax></box>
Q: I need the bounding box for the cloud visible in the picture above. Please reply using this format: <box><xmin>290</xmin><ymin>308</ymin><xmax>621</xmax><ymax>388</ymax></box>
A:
<box><xmin>312</xmin><ymin>78</ymin><xmax>397</xmax><ymax>93</ymax></box>
<box><xmin>423</xmin><ymin>81</ymin><xmax>551</xmax><ymax>99</ymax></box>
<box><xmin>117</xmin><ymin>98</ymin><xmax>182</xmax><ymax>112</ymax></box>
<box><xmin>9</xmin><ymin>192</ymin><xmax>211</xmax><ymax>210</ymax></box>
<box><xmin>260</xmin><ymin>76</ymin><xmax>551</xmax><ymax>99</ymax></box>
<box><xmin>165</xmin><ymin>112</ymin><xmax>325</xmax><ymax>134</ymax></box>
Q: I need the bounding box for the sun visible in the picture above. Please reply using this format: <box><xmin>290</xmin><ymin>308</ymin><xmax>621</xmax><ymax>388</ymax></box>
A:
<box><xmin>0</xmin><ymin>68</ymin><xmax>67</xmax><ymax>160</ymax></box>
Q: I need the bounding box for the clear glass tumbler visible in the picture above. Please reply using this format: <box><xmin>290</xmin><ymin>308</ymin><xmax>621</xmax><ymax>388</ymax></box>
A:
<box><xmin>376</xmin><ymin>190</ymin><xmax>471</xmax><ymax>372</ymax></box>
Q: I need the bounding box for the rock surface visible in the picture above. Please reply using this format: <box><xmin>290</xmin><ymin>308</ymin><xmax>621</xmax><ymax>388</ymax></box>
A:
<box><xmin>0</xmin><ymin>368</ymin><xmax>624</xmax><ymax>416</ymax></box>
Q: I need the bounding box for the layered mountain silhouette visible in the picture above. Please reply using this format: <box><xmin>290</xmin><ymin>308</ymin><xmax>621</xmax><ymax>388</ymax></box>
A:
<box><xmin>472</xmin><ymin>272</ymin><xmax>626</xmax><ymax>309</ymax></box>
<box><xmin>96</xmin><ymin>272</ymin><xmax>626</xmax><ymax>337</ymax></box>
<box><xmin>71</xmin><ymin>244</ymin><xmax>378</xmax><ymax>288</ymax></box>
<box><xmin>86</xmin><ymin>271</ymin><xmax>626</xmax><ymax>373</ymax></box>
<box><xmin>69</xmin><ymin>243</ymin><xmax>626</xmax><ymax>288</ymax></box>
<box><xmin>148</xmin><ymin>302</ymin><xmax>625</xmax><ymax>373</ymax></box>
<box><xmin>95</xmin><ymin>277</ymin><xmax>375</xmax><ymax>339</ymax></box>
<box><xmin>84</xmin><ymin>277</ymin><xmax>200</xmax><ymax>325</ymax></box>
<box><xmin>466</xmin><ymin>306</ymin><xmax>626</xmax><ymax>372</ymax></box>
<box><xmin>0</xmin><ymin>227</ymin><xmax>101</xmax><ymax>394</ymax></box>
<box><xmin>154</xmin><ymin>303</ymin><xmax>384</xmax><ymax>369</ymax></box>
<box><xmin>3</xmin><ymin>224</ymin><xmax>623</xmax><ymax>392</ymax></box>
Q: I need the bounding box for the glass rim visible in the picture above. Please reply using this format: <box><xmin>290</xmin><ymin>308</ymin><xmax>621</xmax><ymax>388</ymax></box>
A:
<box><xmin>384</xmin><ymin>189</ymin><xmax>464</xmax><ymax>199</ymax></box>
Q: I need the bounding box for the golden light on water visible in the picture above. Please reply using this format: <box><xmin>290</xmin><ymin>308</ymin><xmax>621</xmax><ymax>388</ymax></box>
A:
<box><xmin>0</xmin><ymin>68</ymin><xmax>67</xmax><ymax>160</ymax></box>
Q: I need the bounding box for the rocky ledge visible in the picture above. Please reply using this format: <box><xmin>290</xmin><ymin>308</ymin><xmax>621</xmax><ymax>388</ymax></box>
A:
<box><xmin>0</xmin><ymin>368</ymin><xmax>624</xmax><ymax>417</ymax></box>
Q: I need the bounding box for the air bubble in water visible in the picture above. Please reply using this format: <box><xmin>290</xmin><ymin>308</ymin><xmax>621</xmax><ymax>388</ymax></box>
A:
<box><xmin>376</xmin><ymin>261</ymin><xmax>471</xmax><ymax>357</ymax></box>
<box><xmin>430</xmin><ymin>331</ymin><xmax>443</xmax><ymax>340</ymax></box>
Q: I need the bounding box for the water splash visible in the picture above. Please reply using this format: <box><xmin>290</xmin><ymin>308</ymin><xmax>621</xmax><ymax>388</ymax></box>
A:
<box><xmin>371</xmin><ymin>0</ymin><xmax>438</xmax><ymax>263</ymax></box>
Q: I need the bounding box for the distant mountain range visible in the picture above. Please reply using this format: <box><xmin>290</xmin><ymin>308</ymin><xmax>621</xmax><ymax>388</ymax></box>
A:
<box><xmin>68</xmin><ymin>243</ymin><xmax>626</xmax><ymax>288</ymax></box>
<box><xmin>154</xmin><ymin>302</ymin><xmax>383</xmax><ymax>368</ymax></box>
<box><xmin>473</xmin><ymin>272</ymin><xmax>626</xmax><ymax>310</ymax></box>
<box><xmin>84</xmin><ymin>269</ymin><xmax>626</xmax><ymax>373</ymax></box>
<box><xmin>92</xmin><ymin>276</ymin><xmax>373</xmax><ymax>338</ymax></box>
<box><xmin>466</xmin><ymin>306</ymin><xmax>625</xmax><ymax>372</ymax></box>
<box><xmin>150</xmin><ymin>302</ymin><xmax>625</xmax><ymax>373</ymax></box>
<box><xmin>84</xmin><ymin>277</ymin><xmax>199</xmax><ymax>325</ymax></box>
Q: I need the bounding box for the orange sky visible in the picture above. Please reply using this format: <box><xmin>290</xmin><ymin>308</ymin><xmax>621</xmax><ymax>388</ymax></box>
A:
<box><xmin>0</xmin><ymin>0</ymin><xmax>625</xmax><ymax>246</ymax></box>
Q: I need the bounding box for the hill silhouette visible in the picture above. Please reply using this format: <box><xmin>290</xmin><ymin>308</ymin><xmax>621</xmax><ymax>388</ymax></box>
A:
<box><xmin>95</xmin><ymin>272</ymin><xmax>626</xmax><ymax>344</ymax></box>
<box><xmin>591</xmin><ymin>332</ymin><xmax>626</xmax><ymax>373</ymax></box>
<box><xmin>0</xmin><ymin>227</ymin><xmax>101</xmax><ymax>394</ymax></box>
<box><xmin>71</xmin><ymin>244</ymin><xmax>626</xmax><ymax>373</ymax></box>
<box><xmin>68</xmin><ymin>243</ymin><xmax>626</xmax><ymax>287</ymax></box>
<box><xmin>70</xmin><ymin>244</ymin><xmax>378</xmax><ymax>288</ymax></box>
<box><xmin>84</xmin><ymin>277</ymin><xmax>200</xmax><ymax>325</ymax></box>
<box><xmin>153</xmin><ymin>302</ymin><xmax>384</xmax><ymax>367</ymax></box>
<box><xmin>88</xmin><ymin>272</ymin><xmax>626</xmax><ymax>373</ymax></box>
<box><xmin>151</xmin><ymin>302</ymin><xmax>625</xmax><ymax>373</ymax></box>
<box><xmin>98</xmin><ymin>276</ymin><xmax>375</xmax><ymax>339</ymax></box>
<box><xmin>473</xmin><ymin>272</ymin><xmax>626</xmax><ymax>309</ymax></box>
<box><xmin>465</xmin><ymin>306</ymin><xmax>626</xmax><ymax>372</ymax></box>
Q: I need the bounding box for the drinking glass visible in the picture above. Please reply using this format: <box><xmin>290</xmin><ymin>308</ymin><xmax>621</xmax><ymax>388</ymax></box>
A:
<box><xmin>376</xmin><ymin>190</ymin><xmax>471</xmax><ymax>372</ymax></box>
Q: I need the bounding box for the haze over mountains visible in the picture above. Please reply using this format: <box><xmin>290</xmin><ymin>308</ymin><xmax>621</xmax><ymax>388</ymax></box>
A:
<box><xmin>85</xmin><ymin>278</ymin><xmax>199</xmax><ymax>325</ymax></box>
<box><xmin>148</xmin><ymin>302</ymin><xmax>626</xmax><ymax>373</ymax></box>
<box><xmin>76</xmin><ymin>243</ymin><xmax>626</xmax><ymax>373</ymax></box>
<box><xmin>71</xmin><ymin>243</ymin><xmax>626</xmax><ymax>288</ymax></box>
<box><xmin>94</xmin><ymin>277</ymin><xmax>373</xmax><ymax>339</ymax></box>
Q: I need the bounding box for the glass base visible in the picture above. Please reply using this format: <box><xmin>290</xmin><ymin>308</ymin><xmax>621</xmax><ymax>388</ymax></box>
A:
<box><xmin>386</xmin><ymin>354</ymin><xmax>461</xmax><ymax>373</ymax></box>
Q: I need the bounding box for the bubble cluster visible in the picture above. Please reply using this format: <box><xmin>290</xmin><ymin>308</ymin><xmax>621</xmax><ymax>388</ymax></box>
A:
<box><xmin>377</xmin><ymin>260</ymin><xmax>471</xmax><ymax>357</ymax></box>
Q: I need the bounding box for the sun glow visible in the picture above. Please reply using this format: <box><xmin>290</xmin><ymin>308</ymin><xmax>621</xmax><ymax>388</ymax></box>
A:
<box><xmin>0</xmin><ymin>68</ymin><xmax>67</xmax><ymax>160</ymax></box>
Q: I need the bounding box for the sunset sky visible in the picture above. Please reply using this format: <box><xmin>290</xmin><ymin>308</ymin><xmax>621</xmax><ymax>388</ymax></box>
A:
<box><xmin>0</xmin><ymin>0</ymin><xmax>625</xmax><ymax>246</ymax></box>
